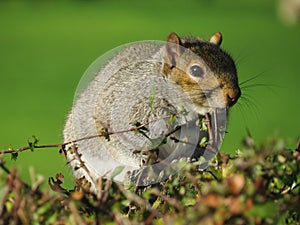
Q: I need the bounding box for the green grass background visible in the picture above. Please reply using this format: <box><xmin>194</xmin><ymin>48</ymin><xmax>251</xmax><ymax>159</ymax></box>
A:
<box><xmin>0</xmin><ymin>0</ymin><xmax>299</xmax><ymax>188</ymax></box>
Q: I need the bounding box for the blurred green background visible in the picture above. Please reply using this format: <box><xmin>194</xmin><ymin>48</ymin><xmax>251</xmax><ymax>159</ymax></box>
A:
<box><xmin>0</xmin><ymin>0</ymin><xmax>299</xmax><ymax>188</ymax></box>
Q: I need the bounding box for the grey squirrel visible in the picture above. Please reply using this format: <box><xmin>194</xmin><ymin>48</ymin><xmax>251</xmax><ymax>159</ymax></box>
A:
<box><xmin>63</xmin><ymin>32</ymin><xmax>241</xmax><ymax>192</ymax></box>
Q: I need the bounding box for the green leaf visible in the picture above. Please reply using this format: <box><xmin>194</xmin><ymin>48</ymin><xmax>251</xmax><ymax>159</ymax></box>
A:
<box><xmin>245</xmin><ymin>202</ymin><xmax>277</xmax><ymax>218</ymax></box>
<box><xmin>121</xmin><ymin>199</ymin><xmax>131</xmax><ymax>207</ymax></box>
<box><xmin>149</xmin><ymin>86</ymin><xmax>156</xmax><ymax>110</ymax></box>
<box><xmin>111</xmin><ymin>166</ymin><xmax>125</xmax><ymax>178</ymax></box>
<box><xmin>99</xmin><ymin>128</ymin><xmax>110</xmax><ymax>141</ymax></box>
<box><xmin>198</xmin><ymin>117</ymin><xmax>207</xmax><ymax>131</ymax></box>
<box><xmin>28</xmin><ymin>135</ymin><xmax>39</xmax><ymax>151</ymax></box>
<box><xmin>11</xmin><ymin>152</ymin><xmax>18</xmax><ymax>161</ymax></box>
<box><xmin>199</xmin><ymin>136</ymin><xmax>208</xmax><ymax>147</ymax></box>
<box><xmin>150</xmin><ymin>136</ymin><xmax>167</xmax><ymax>149</ymax></box>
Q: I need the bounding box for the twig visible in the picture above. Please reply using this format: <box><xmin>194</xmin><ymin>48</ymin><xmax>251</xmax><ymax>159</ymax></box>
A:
<box><xmin>0</xmin><ymin>158</ymin><xmax>32</xmax><ymax>190</ymax></box>
<box><xmin>117</xmin><ymin>183</ymin><xmax>162</xmax><ymax>218</ymax></box>
<box><xmin>0</xmin><ymin>114</ymin><xmax>178</xmax><ymax>156</ymax></box>
<box><xmin>0</xmin><ymin>144</ymin><xmax>63</xmax><ymax>155</ymax></box>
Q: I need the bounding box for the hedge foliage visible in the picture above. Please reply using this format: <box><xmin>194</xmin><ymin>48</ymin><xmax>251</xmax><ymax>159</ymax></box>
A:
<box><xmin>0</xmin><ymin>136</ymin><xmax>299</xmax><ymax>225</ymax></box>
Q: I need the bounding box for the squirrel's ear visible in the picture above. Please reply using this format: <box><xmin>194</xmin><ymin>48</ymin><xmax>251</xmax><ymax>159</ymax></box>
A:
<box><xmin>166</xmin><ymin>32</ymin><xmax>181</xmax><ymax>45</ymax></box>
<box><xmin>164</xmin><ymin>32</ymin><xmax>183</xmax><ymax>68</ymax></box>
<box><xmin>209</xmin><ymin>32</ymin><xmax>223</xmax><ymax>46</ymax></box>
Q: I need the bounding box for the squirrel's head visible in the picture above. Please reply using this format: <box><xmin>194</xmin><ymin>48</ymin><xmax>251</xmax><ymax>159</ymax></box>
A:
<box><xmin>162</xmin><ymin>32</ymin><xmax>241</xmax><ymax>113</ymax></box>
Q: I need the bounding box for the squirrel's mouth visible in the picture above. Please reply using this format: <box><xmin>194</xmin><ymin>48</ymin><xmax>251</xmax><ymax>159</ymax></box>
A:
<box><xmin>201</xmin><ymin>86</ymin><xmax>241</xmax><ymax>109</ymax></box>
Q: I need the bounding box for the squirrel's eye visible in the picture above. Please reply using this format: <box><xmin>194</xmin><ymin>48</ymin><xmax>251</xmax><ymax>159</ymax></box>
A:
<box><xmin>189</xmin><ymin>65</ymin><xmax>204</xmax><ymax>77</ymax></box>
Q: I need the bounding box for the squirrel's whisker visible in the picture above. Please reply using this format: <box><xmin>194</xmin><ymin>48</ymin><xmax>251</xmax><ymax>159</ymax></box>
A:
<box><xmin>239</xmin><ymin>71</ymin><xmax>266</xmax><ymax>86</ymax></box>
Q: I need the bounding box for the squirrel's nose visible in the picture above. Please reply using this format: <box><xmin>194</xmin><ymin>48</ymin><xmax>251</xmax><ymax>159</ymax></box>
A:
<box><xmin>226</xmin><ymin>87</ymin><xmax>241</xmax><ymax>107</ymax></box>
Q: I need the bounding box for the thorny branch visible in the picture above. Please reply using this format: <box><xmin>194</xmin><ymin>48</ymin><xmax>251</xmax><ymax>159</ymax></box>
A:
<box><xmin>0</xmin><ymin>113</ymin><xmax>211</xmax><ymax>156</ymax></box>
<box><xmin>0</xmin><ymin>115</ymin><xmax>173</xmax><ymax>156</ymax></box>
